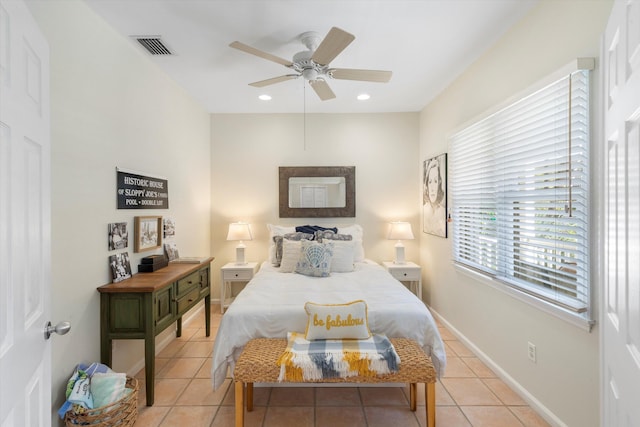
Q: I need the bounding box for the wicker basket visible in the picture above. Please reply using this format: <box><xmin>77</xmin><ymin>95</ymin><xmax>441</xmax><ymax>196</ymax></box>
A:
<box><xmin>64</xmin><ymin>377</ymin><xmax>138</xmax><ymax>426</ymax></box>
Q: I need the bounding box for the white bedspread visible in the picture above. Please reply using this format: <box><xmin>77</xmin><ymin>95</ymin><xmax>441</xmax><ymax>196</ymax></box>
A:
<box><xmin>210</xmin><ymin>261</ymin><xmax>446</xmax><ymax>389</ymax></box>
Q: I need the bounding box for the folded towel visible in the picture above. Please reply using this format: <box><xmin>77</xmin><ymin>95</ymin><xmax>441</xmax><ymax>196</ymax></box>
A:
<box><xmin>91</xmin><ymin>372</ymin><xmax>127</xmax><ymax>408</ymax></box>
<box><xmin>277</xmin><ymin>332</ymin><xmax>400</xmax><ymax>382</ymax></box>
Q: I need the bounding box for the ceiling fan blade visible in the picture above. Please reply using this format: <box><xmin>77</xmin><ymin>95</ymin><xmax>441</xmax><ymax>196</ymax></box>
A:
<box><xmin>329</xmin><ymin>68</ymin><xmax>392</xmax><ymax>83</ymax></box>
<box><xmin>249</xmin><ymin>74</ymin><xmax>299</xmax><ymax>88</ymax></box>
<box><xmin>309</xmin><ymin>79</ymin><xmax>336</xmax><ymax>101</ymax></box>
<box><xmin>311</xmin><ymin>27</ymin><xmax>355</xmax><ymax>66</ymax></box>
<box><xmin>229</xmin><ymin>41</ymin><xmax>293</xmax><ymax>67</ymax></box>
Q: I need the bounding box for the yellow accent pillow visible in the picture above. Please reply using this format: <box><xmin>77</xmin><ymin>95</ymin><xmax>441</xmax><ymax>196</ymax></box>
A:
<box><xmin>304</xmin><ymin>300</ymin><xmax>371</xmax><ymax>340</ymax></box>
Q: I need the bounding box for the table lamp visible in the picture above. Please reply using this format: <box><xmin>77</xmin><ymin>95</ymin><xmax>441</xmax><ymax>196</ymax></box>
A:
<box><xmin>388</xmin><ymin>221</ymin><xmax>414</xmax><ymax>264</ymax></box>
<box><xmin>226</xmin><ymin>222</ymin><xmax>253</xmax><ymax>265</ymax></box>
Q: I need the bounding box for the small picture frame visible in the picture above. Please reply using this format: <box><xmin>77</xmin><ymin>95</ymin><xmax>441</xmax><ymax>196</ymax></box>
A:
<box><xmin>134</xmin><ymin>216</ymin><xmax>162</xmax><ymax>253</ymax></box>
<box><xmin>108</xmin><ymin>222</ymin><xmax>128</xmax><ymax>250</ymax></box>
<box><xmin>163</xmin><ymin>217</ymin><xmax>175</xmax><ymax>239</ymax></box>
<box><xmin>164</xmin><ymin>241</ymin><xmax>180</xmax><ymax>261</ymax></box>
<box><xmin>109</xmin><ymin>252</ymin><xmax>132</xmax><ymax>283</ymax></box>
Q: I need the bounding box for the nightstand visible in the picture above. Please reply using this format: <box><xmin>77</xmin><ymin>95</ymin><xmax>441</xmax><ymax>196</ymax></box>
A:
<box><xmin>382</xmin><ymin>261</ymin><xmax>422</xmax><ymax>300</ymax></box>
<box><xmin>220</xmin><ymin>262</ymin><xmax>259</xmax><ymax>313</ymax></box>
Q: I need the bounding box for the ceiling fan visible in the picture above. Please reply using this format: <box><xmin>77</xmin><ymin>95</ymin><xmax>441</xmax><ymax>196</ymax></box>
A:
<box><xmin>229</xmin><ymin>27</ymin><xmax>392</xmax><ymax>101</ymax></box>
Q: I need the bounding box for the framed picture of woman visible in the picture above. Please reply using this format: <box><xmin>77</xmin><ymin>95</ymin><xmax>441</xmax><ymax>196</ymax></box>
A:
<box><xmin>423</xmin><ymin>153</ymin><xmax>447</xmax><ymax>237</ymax></box>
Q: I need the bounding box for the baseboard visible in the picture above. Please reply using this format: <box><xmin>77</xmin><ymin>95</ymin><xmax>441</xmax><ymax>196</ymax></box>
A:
<box><xmin>124</xmin><ymin>301</ymin><xmax>208</xmax><ymax>377</ymax></box>
<box><xmin>430</xmin><ymin>309</ymin><xmax>567</xmax><ymax>427</ymax></box>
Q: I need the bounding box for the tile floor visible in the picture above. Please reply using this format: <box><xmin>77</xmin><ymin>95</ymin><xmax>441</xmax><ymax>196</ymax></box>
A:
<box><xmin>134</xmin><ymin>310</ymin><xmax>551</xmax><ymax>427</ymax></box>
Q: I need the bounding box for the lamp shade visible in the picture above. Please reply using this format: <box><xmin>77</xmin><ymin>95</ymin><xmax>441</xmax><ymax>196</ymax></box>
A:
<box><xmin>388</xmin><ymin>221</ymin><xmax>414</xmax><ymax>264</ymax></box>
<box><xmin>387</xmin><ymin>222</ymin><xmax>414</xmax><ymax>241</ymax></box>
<box><xmin>227</xmin><ymin>222</ymin><xmax>252</xmax><ymax>264</ymax></box>
<box><xmin>226</xmin><ymin>222</ymin><xmax>253</xmax><ymax>241</ymax></box>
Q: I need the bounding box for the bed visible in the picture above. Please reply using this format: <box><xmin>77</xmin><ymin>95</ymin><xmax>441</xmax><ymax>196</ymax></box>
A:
<box><xmin>211</xmin><ymin>255</ymin><xmax>447</xmax><ymax>389</ymax></box>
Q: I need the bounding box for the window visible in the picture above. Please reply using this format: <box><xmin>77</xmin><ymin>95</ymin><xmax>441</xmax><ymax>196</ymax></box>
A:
<box><xmin>450</xmin><ymin>67</ymin><xmax>591</xmax><ymax>319</ymax></box>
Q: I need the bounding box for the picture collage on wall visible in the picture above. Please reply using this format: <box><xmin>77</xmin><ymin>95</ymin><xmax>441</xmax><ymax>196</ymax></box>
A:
<box><xmin>106</xmin><ymin>216</ymin><xmax>178</xmax><ymax>283</ymax></box>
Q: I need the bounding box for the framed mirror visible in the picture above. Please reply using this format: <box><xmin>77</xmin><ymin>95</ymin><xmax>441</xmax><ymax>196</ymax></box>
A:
<box><xmin>279</xmin><ymin>166</ymin><xmax>355</xmax><ymax>218</ymax></box>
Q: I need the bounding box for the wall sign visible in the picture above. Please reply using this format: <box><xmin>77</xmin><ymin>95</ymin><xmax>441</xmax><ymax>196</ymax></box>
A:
<box><xmin>116</xmin><ymin>168</ymin><xmax>169</xmax><ymax>209</ymax></box>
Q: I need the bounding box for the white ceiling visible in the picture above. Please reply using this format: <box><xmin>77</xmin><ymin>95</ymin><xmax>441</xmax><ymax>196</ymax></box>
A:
<box><xmin>83</xmin><ymin>0</ymin><xmax>538</xmax><ymax>114</ymax></box>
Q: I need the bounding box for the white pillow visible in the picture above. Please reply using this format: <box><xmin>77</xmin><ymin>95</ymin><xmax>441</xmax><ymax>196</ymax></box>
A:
<box><xmin>330</xmin><ymin>240</ymin><xmax>355</xmax><ymax>273</ymax></box>
<box><xmin>267</xmin><ymin>224</ymin><xmax>296</xmax><ymax>264</ymax></box>
<box><xmin>279</xmin><ymin>238</ymin><xmax>302</xmax><ymax>273</ymax></box>
<box><xmin>338</xmin><ymin>224</ymin><xmax>365</xmax><ymax>262</ymax></box>
<box><xmin>304</xmin><ymin>300</ymin><xmax>371</xmax><ymax>340</ymax></box>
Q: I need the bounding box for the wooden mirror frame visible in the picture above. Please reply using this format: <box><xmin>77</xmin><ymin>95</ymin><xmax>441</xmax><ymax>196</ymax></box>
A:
<box><xmin>279</xmin><ymin>166</ymin><xmax>355</xmax><ymax>218</ymax></box>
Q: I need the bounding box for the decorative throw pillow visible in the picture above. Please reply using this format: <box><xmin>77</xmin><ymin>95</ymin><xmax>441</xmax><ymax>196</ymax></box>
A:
<box><xmin>273</xmin><ymin>236</ymin><xmax>284</xmax><ymax>266</ymax></box>
<box><xmin>314</xmin><ymin>230</ymin><xmax>353</xmax><ymax>242</ymax></box>
<box><xmin>330</xmin><ymin>240</ymin><xmax>355</xmax><ymax>273</ymax></box>
<box><xmin>273</xmin><ymin>232</ymin><xmax>315</xmax><ymax>266</ymax></box>
<box><xmin>267</xmin><ymin>224</ymin><xmax>296</xmax><ymax>264</ymax></box>
<box><xmin>304</xmin><ymin>300</ymin><xmax>371</xmax><ymax>340</ymax></box>
<box><xmin>280</xmin><ymin>238</ymin><xmax>304</xmax><ymax>273</ymax></box>
<box><xmin>295</xmin><ymin>240</ymin><xmax>333</xmax><ymax>277</ymax></box>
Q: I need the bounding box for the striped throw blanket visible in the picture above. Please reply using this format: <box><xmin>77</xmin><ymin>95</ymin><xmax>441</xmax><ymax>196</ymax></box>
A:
<box><xmin>276</xmin><ymin>332</ymin><xmax>400</xmax><ymax>382</ymax></box>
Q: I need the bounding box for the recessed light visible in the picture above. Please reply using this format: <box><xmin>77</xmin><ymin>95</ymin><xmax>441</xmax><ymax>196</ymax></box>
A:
<box><xmin>357</xmin><ymin>93</ymin><xmax>370</xmax><ymax>101</ymax></box>
<box><xmin>258</xmin><ymin>94</ymin><xmax>272</xmax><ymax>101</ymax></box>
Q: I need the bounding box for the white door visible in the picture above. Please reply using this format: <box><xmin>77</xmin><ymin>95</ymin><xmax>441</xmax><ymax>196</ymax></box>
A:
<box><xmin>602</xmin><ymin>0</ymin><xmax>640</xmax><ymax>426</ymax></box>
<box><xmin>300</xmin><ymin>185</ymin><xmax>327</xmax><ymax>208</ymax></box>
<box><xmin>0</xmin><ymin>0</ymin><xmax>52</xmax><ymax>425</ymax></box>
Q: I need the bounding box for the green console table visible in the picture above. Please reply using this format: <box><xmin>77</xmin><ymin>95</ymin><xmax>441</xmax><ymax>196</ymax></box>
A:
<box><xmin>98</xmin><ymin>257</ymin><xmax>214</xmax><ymax>406</ymax></box>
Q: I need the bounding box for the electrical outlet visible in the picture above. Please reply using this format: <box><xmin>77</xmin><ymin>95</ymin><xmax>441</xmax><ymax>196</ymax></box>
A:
<box><xmin>527</xmin><ymin>342</ymin><xmax>537</xmax><ymax>363</ymax></box>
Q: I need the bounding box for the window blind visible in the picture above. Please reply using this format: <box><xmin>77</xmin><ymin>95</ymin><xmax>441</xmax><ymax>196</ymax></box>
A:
<box><xmin>450</xmin><ymin>70</ymin><xmax>590</xmax><ymax>314</ymax></box>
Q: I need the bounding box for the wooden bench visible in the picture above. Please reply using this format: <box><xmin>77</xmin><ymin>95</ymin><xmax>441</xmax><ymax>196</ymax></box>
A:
<box><xmin>233</xmin><ymin>337</ymin><xmax>437</xmax><ymax>427</ymax></box>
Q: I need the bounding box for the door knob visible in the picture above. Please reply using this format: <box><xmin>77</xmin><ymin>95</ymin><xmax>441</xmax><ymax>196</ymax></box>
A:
<box><xmin>44</xmin><ymin>321</ymin><xmax>71</xmax><ymax>340</ymax></box>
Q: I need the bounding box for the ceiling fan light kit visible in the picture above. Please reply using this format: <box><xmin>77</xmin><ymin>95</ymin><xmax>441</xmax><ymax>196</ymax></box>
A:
<box><xmin>298</xmin><ymin>31</ymin><xmax>322</xmax><ymax>51</ymax></box>
<box><xmin>229</xmin><ymin>27</ymin><xmax>392</xmax><ymax>101</ymax></box>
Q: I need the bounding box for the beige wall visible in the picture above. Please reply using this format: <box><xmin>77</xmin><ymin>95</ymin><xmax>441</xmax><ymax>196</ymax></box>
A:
<box><xmin>27</xmin><ymin>1</ymin><xmax>212</xmax><ymax>424</ymax></box>
<box><xmin>210</xmin><ymin>113</ymin><xmax>420</xmax><ymax>298</ymax></box>
<box><xmin>419</xmin><ymin>1</ymin><xmax>612</xmax><ymax>426</ymax></box>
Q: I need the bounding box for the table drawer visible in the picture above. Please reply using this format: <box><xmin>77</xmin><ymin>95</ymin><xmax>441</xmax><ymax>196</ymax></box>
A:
<box><xmin>390</xmin><ymin>268</ymin><xmax>420</xmax><ymax>281</ymax></box>
<box><xmin>223</xmin><ymin>269</ymin><xmax>253</xmax><ymax>281</ymax></box>
<box><xmin>176</xmin><ymin>287</ymin><xmax>200</xmax><ymax>314</ymax></box>
<box><xmin>177</xmin><ymin>271</ymin><xmax>200</xmax><ymax>296</ymax></box>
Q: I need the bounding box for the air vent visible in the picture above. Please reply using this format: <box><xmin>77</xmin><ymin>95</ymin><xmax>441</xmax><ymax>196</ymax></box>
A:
<box><xmin>133</xmin><ymin>37</ymin><xmax>172</xmax><ymax>55</ymax></box>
